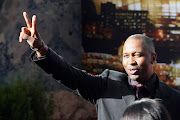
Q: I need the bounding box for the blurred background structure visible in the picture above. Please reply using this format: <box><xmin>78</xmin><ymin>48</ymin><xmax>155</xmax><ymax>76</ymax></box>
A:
<box><xmin>82</xmin><ymin>0</ymin><xmax>180</xmax><ymax>89</ymax></box>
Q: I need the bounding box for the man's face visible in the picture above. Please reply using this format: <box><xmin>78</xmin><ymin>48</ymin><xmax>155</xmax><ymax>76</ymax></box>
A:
<box><xmin>122</xmin><ymin>39</ymin><xmax>156</xmax><ymax>83</ymax></box>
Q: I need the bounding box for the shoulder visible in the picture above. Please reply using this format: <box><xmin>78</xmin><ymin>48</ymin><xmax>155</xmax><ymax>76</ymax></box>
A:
<box><xmin>168</xmin><ymin>85</ymin><xmax>180</xmax><ymax>98</ymax></box>
<box><xmin>100</xmin><ymin>69</ymin><xmax>128</xmax><ymax>81</ymax></box>
<box><xmin>158</xmin><ymin>80</ymin><xmax>180</xmax><ymax>98</ymax></box>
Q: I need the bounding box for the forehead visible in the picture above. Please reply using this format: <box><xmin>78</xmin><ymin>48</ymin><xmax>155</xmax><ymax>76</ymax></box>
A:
<box><xmin>123</xmin><ymin>39</ymin><xmax>146</xmax><ymax>53</ymax></box>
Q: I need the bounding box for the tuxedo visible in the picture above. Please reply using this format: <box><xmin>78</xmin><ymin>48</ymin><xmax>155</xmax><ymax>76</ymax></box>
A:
<box><xmin>32</xmin><ymin>48</ymin><xmax>180</xmax><ymax>120</ymax></box>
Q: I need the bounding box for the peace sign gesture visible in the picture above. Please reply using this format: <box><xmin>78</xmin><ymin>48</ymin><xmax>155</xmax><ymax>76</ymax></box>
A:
<box><xmin>19</xmin><ymin>12</ymin><xmax>48</xmax><ymax>56</ymax></box>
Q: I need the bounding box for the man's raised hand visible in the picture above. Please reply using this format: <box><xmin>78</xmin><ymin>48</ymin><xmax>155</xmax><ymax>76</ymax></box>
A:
<box><xmin>19</xmin><ymin>12</ymin><xmax>48</xmax><ymax>56</ymax></box>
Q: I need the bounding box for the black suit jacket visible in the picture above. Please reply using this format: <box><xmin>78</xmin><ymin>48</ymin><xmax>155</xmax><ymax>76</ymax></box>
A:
<box><xmin>33</xmin><ymin>48</ymin><xmax>180</xmax><ymax>120</ymax></box>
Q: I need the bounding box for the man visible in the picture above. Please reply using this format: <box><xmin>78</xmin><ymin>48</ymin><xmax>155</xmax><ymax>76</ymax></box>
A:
<box><xmin>19</xmin><ymin>12</ymin><xmax>180</xmax><ymax>120</ymax></box>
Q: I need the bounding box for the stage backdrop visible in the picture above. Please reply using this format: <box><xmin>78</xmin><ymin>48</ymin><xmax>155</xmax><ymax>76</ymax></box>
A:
<box><xmin>82</xmin><ymin>0</ymin><xmax>180</xmax><ymax>87</ymax></box>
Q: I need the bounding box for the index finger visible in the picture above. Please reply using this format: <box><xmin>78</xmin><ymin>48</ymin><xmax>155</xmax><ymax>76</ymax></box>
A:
<box><xmin>23</xmin><ymin>12</ymin><xmax>32</xmax><ymax>28</ymax></box>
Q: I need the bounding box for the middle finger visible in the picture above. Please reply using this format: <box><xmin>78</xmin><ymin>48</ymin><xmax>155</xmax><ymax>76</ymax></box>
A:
<box><xmin>23</xmin><ymin>12</ymin><xmax>32</xmax><ymax>28</ymax></box>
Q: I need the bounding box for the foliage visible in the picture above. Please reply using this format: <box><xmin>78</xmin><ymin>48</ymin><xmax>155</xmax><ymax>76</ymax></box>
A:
<box><xmin>0</xmin><ymin>77</ymin><xmax>55</xmax><ymax>120</ymax></box>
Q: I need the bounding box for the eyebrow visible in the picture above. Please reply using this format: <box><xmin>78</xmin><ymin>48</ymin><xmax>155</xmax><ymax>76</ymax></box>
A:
<box><xmin>123</xmin><ymin>52</ymin><xmax>142</xmax><ymax>54</ymax></box>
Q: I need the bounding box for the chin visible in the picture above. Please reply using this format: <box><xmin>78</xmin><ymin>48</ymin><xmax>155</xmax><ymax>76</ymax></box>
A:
<box><xmin>129</xmin><ymin>75</ymin><xmax>140</xmax><ymax>81</ymax></box>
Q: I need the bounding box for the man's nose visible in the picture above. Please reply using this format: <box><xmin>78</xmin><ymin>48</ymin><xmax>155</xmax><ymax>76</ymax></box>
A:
<box><xmin>128</xmin><ymin>56</ymin><xmax>136</xmax><ymax>65</ymax></box>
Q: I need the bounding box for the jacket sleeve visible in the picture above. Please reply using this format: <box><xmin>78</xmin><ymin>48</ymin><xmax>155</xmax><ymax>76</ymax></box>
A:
<box><xmin>31</xmin><ymin>48</ymin><xmax>108</xmax><ymax>103</ymax></box>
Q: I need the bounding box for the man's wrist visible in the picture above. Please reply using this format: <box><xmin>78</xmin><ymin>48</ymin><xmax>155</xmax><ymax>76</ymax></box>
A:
<box><xmin>29</xmin><ymin>40</ymin><xmax>49</xmax><ymax>57</ymax></box>
<box><xmin>36</xmin><ymin>43</ymin><xmax>49</xmax><ymax>57</ymax></box>
<box><xmin>30</xmin><ymin>41</ymin><xmax>44</xmax><ymax>52</ymax></box>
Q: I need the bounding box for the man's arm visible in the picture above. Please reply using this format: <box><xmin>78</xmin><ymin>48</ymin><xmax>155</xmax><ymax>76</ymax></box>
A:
<box><xmin>19</xmin><ymin>12</ymin><xmax>106</xmax><ymax>102</ymax></box>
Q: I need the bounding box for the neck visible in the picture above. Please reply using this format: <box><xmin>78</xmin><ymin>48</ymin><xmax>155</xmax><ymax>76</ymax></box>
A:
<box><xmin>138</xmin><ymin>72</ymin><xmax>154</xmax><ymax>83</ymax></box>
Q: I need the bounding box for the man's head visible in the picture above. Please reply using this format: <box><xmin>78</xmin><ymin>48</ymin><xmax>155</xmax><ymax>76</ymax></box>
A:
<box><xmin>122</xmin><ymin>34</ymin><xmax>157</xmax><ymax>83</ymax></box>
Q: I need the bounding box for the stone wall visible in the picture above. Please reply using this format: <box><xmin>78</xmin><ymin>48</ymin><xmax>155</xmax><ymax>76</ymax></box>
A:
<box><xmin>0</xmin><ymin>0</ymin><xmax>97</xmax><ymax>119</ymax></box>
<box><xmin>0</xmin><ymin>0</ymin><xmax>82</xmax><ymax>89</ymax></box>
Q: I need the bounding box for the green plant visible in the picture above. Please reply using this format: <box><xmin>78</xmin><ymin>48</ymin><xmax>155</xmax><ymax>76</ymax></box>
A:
<box><xmin>0</xmin><ymin>77</ymin><xmax>55</xmax><ymax>120</ymax></box>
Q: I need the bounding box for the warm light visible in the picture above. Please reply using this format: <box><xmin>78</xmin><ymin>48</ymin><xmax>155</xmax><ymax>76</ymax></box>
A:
<box><xmin>162</xmin><ymin>4</ymin><xmax>169</xmax><ymax>12</ymax></box>
<box><xmin>162</xmin><ymin>4</ymin><xmax>169</xmax><ymax>16</ymax></box>
<box><xmin>155</xmin><ymin>24</ymin><xmax>163</xmax><ymax>27</ymax></box>
<box><xmin>135</xmin><ymin>3</ymin><xmax>141</xmax><ymax>10</ymax></box>
<box><xmin>117</xmin><ymin>1</ymin><xmax>122</xmax><ymax>7</ymax></box>
<box><xmin>170</xmin><ymin>1</ymin><xmax>176</xmax><ymax>15</ymax></box>
<box><xmin>128</xmin><ymin>4</ymin><xmax>134</xmax><ymax>10</ymax></box>
<box><xmin>177</xmin><ymin>1</ymin><xmax>180</xmax><ymax>12</ymax></box>
<box><xmin>168</xmin><ymin>24</ymin><xmax>176</xmax><ymax>27</ymax></box>
<box><xmin>158</xmin><ymin>30</ymin><xmax>164</xmax><ymax>38</ymax></box>
<box><xmin>170</xmin><ymin>30</ymin><xmax>180</xmax><ymax>34</ymax></box>
<box><xmin>128</xmin><ymin>3</ymin><xmax>141</xmax><ymax>10</ymax></box>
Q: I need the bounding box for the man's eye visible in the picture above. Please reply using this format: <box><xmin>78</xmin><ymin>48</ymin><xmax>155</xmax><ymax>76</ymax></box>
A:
<box><xmin>134</xmin><ymin>54</ymin><xmax>141</xmax><ymax>57</ymax></box>
<box><xmin>123</xmin><ymin>55</ymin><xmax>129</xmax><ymax>58</ymax></box>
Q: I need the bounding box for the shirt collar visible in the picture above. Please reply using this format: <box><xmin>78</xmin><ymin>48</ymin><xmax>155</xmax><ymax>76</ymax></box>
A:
<box><xmin>130</xmin><ymin>73</ymin><xmax>157</xmax><ymax>96</ymax></box>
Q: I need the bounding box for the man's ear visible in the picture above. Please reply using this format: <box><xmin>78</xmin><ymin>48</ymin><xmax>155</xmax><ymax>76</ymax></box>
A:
<box><xmin>151</xmin><ymin>52</ymin><xmax>157</xmax><ymax>64</ymax></box>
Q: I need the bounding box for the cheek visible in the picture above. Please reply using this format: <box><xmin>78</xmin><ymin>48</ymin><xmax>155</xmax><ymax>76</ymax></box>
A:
<box><xmin>122</xmin><ymin>59</ymin><xmax>127</xmax><ymax>67</ymax></box>
<box><xmin>138</xmin><ymin>59</ymin><xmax>151</xmax><ymax>71</ymax></box>
<box><xmin>137</xmin><ymin>57</ymin><xmax>147</xmax><ymax>66</ymax></box>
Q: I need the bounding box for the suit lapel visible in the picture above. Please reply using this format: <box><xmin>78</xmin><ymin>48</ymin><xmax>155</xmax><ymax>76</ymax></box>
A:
<box><xmin>155</xmin><ymin>74</ymin><xmax>170</xmax><ymax>102</ymax></box>
<box><xmin>122</xmin><ymin>77</ymin><xmax>135</xmax><ymax>104</ymax></box>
